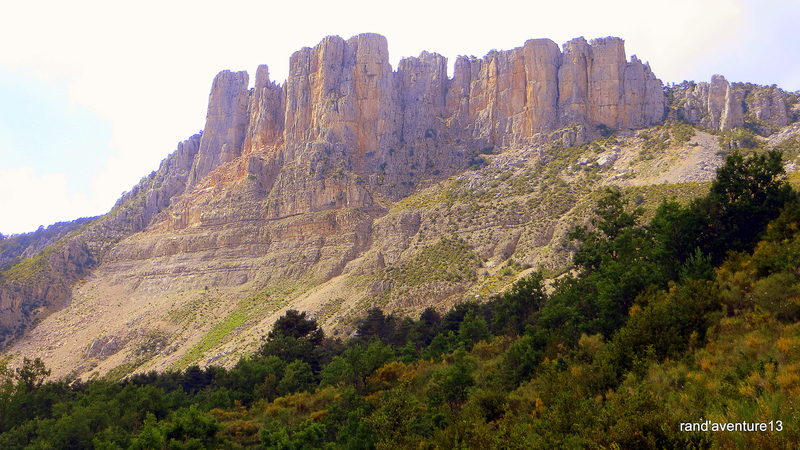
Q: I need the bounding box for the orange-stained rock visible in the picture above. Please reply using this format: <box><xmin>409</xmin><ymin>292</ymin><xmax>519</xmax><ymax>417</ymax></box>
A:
<box><xmin>559</xmin><ymin>37</ymin><xmax>592</xmax><ymax>129</ymax></box>
<box><xmin>242</xmin><ymin>65</ymin><xmax>284</xmax><ymax>155</ymax></box>
<box><xmin>523</xmin><ymin>39</ymin><xmax>561</xmax><ymax>134</ymax></box>
<box><xmin>179</xmin><ymin>34</ymin><xmax>669</xmax><ymax>206</ymax></box>
<box><xmin>587</xmin><ymin>37</ymin><xmax>627</xmax><ymax>127</ymax></box>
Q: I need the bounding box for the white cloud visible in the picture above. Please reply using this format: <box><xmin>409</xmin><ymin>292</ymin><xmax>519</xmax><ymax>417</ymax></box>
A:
<box><xmin>0</xmin><ymin>167</ymin><xmax>98</xmax><ymax>235</ymax></box>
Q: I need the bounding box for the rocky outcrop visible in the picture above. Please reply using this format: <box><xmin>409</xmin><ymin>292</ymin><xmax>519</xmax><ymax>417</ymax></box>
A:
<box><xmin>243</xmin><ymin>65</ymin><xmax>284</xmax><ymax>155</ymax></box>
<box><xmin>748</xmin><ymin>87</ymin><xmax>790</xmax><ymax>127</ymax></box>
<box><xmin>397</xmin><ymin>51</ymin><xmax>448</xmax><ymax>145</ymax></box>
<box><xmin>0</xmin><ymin>34</ymin><xmax>668</xmax><ymax>354</ymax></box>
<box><xmin>435</xmin><ymin>37</ymin><xmax>665</xmax><ymax>149</ymax></box>
<box><xmin>670</xmin><ymin>77</ymin><xmax>798</xmax><ymax>133</ymax></box>
<box><xmin>524</xmin><ymin>39</ymin><xmax>561</xmax><ymax>134</ymax></box>
<box><xmin>250</xmin><ymin>34</ymin><xmax>664</xmax><ymax>201</ymax></box>
<box><xmin>557</xmin><ymin>38</ymin><xmax>665</xmax><ymax>133</ymax></box>
<box><xmin>188</xmin><ymin>71</ymin><xmax>250</xmax><ymax>186</ymax></box>
<box><xmin>137</xmin><ymin>30</ymin><xmax>670</xmax><ymax>290</ymax></box>
<box><xmin>670</xmin><ymin>75</ymin><xmax>742</xmax><ymax>131</ymax></box>
<box><xmin>623</xmin><ymin>55</ymin><xmax>666</xmax><ymax>128</ymax></box>
<box><xmin>0</xmin><ymin>238</ymin><xmax>94</xmax><ymax>346</ymax></box>
<box><xmin>740</xmin><ymin>83</ymin><xmax>794</xmax><ymax>135</ymax></box>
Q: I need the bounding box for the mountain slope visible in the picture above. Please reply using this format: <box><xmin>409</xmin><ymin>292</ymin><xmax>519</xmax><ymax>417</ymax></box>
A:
<box><xmin>1</xmin><ymin>33</ymin><xmax>798</xmax><ymax>380</ymax></box>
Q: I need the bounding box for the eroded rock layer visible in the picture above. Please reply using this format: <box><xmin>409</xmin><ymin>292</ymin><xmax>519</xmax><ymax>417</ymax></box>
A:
<box><xmin>0</xmin><ymin>33</ymin><xmax>673</xmax><ymax>357</ymax></box>
<box><xmin>6</xmin><ymin>33</ymin><xmax>799</xmax><ymax>378</ymax></box>
<box><xmin>134</xmin><ymin>33</ymin><xmax>669</xmax><ymax>295</ymax></box>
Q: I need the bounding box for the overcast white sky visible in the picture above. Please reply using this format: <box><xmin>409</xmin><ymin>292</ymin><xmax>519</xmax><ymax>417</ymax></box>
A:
<box><xmin>1</xmin><ymin>0</ymin><xmax>799</xmax><ymax>235</ymax></box>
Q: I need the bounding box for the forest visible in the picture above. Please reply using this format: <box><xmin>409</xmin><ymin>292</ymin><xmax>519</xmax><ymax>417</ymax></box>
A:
<box><xmin>0</xmin><ymin>150</ymin><xmax>798</xmax><ymax>449</ymax></box>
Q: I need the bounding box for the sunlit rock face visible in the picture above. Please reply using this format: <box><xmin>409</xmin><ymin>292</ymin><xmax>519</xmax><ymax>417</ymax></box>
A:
<box><xmin>187</xmin><ymin>34</ymin><xmax>668</xmax><ymax>210</ymax></box>
<box><xmin>0</xmin><ymin>33</ymin><xmax>696</xmax><ymax>377</ymax></box>
<box><xmin>0</xmin><ymin>33</ymin><xmax>670</xmax><ymax>358</ymax></box>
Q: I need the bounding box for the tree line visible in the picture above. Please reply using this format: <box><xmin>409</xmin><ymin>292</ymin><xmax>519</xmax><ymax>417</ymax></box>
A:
<box><xmin>0</xmin><ymin>150</ymin><xmax>798</xmax><ymax>448</ymax></box>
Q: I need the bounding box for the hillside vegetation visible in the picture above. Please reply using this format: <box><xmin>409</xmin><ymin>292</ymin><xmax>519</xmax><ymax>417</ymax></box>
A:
<box><xmin>0</xmin><ymin>150</ymin><xmax>798</xmax><ymax>449</ymax></box>
<box><xmin>3</xmin><ymin>117</ymin><xmax>798</xmax><ymax>378</ymax></box>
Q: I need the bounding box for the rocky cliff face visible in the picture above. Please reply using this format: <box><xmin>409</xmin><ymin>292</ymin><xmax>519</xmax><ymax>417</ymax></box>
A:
<box><xmin>670</xmin><ymin>75</ymin><xmax>744</xmax><ymax>131</ymax></box>
<box><xmin>145</xmin><ymin>33</ymin><xmax>669</xmax><ymax>289</ymax></box>
<box><xmin>181</xmin><ymin>33</ymin><xmax>667</xmax><ymax>206</ymax></box>
<box><xmin>740</xmin><ymin>83</ymin><xmax>794</xmax><ymax>135</ymax></box>
<box><xmin>669</xmin><ymin>76</ymin><xmax>797</xmax><ymax>133</ymax></box>
<box><xmin>0</xmin><ymin>237</ymin><xmax>93</xmax><ymax>346</ymax></box>
<box><xmin>188</xmin><ymin>71</ymin><xmax>251</xmax><ymax>187</ymax></box>
<box><xmin>6</xmin><ymin>33</ymin><xmax>799</xmax><ymax>379</ymax></box>
<box><xmin>243</xmin><ymin>65</ymin><xmax>284</xmax><ymax>155</ymax></box>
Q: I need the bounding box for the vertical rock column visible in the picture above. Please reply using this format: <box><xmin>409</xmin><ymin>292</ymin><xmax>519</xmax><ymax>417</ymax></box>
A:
<box><xmin>348</xmin><ymin>33</ymin><xmax>396</xmax><ymax>175</ymax></box>
<box><xmin>445</xmin><ymin>56</ymin><xmax>481</xmax><ymax>134</ymax></box>
<box><xmin>466</xmin><ymin>47</ymin><xmax>530</xmax><ymax>147</ymax></box>
<box><xmin>707</xmin><ymin>74</ymin><xmax>731</xmax><ymax>130</ymax></box>
<box><xmin>240</xmin><ymin>65</ymin><xmax>286</xmax><ymax>196</ymax></box>
<box><xmin>720</xmin><ymin>82</ymin><xmax>745</xmax><ymax>131</ymax></box>
<box><xmin>310</xmin><ymin>36</ymin><xmax>347</xmax><ymax>140</ymax></box>
<box><xmin>188</xmin><ymin>70</ymin><xmax>250</xmax><ymax>186</ymax></box>
<box><xmin>622</xmin><ymin>56</ymin><xmax>666</xmax><ymax>127</ymax></box>
<box><xmin>495</xmin><ymin>47</ymin><xmax>530</xmax><ymax>145</ymax></box>
<box><xmin>284</xmin><ymin>46</ymin><xmax>315</xmax><ymax>150</ymax></box>
<box><xmin>283</xmin><ymin>33</ymin><xmax>397</xmax><ymax>175</ymax></box>
<box><xmin>558</xmin><ymin>37</ymin><xmax>591</xmax><ymax>129</ymax></box>
<box><xmin>243</xmin><ymin>65</ymin><xmax>284</xmax><ymax>155</ymax></box>
<box><xmin>523</xmin><ymin>39</ymin><xmax>561</xmax><ymax>134</ymax></box>
<box><xmin>397</xmin><ymin>51</ymin><xmax>448</xmax><ymax>143</ymax></box>
<box><xmin>587</xmin><ymin>37</ymin><xmax>627</xmax><ymax>127</ymax></box>
<box><xmin>673</xmin><ymin>75</ymin><xmax>743</xmax><ymax>131</ymax></box>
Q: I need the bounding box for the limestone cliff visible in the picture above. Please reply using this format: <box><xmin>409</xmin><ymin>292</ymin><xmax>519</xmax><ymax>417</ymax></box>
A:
<box><xmin>242</xmin><ymin>64</ymin><xmax>284</xmax><ymax>155</ymax></box>
<box><xmin>670</xmin><ymin>75</ymin><xmax>744</xmax><ymax>131</ymax></box>
<box><xmin>739</xmin><ymin>83</ymin><xmax>795</xmax><ymax>135</ymax></box>
<box><xmin>188</xmin><ymin>71</ymin><xmax>251</xmax><ymax>187</ymax></box>
<box><xmin>669</xmin><ymin>76</ymin><xmax>797</xmax><ymax>133</ymax></box>
<box><xmin>5</xmin><ymin>33</ymin><xmax>800</xmax><ymax>380</ymax></box>
<box><xmin>179</xmin><ymin>34</ymin><xmax>667</xmax><ymax>205</ymax></box>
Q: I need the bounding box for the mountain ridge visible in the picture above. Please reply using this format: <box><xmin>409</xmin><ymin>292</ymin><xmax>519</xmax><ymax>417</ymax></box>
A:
<box><xmin>1</xmin><ymin>33</ymin><xmax>799</xmax><ymax>380</ymax></box>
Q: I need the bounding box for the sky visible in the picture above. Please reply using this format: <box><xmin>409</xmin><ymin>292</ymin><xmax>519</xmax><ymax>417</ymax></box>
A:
<box><xmin>1</xmin><ymin>0</ymin><xmax>799</xmax><ymax>235</ymax></box>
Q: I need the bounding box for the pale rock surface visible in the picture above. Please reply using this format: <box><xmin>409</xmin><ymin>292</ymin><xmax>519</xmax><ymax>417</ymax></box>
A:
<box><xmin>596</xmin><ymin>150</ymin><xmax>619</xmax><ymax>168</ymax></box>
<box><xmin>557</xmin><ymin>37</ymin><xmax>664</xmax><ymax>136</ymax></box>
<box><xmin>744</xmin><ymin>85</ymin><xmax>791</xmax><ymax>134</ymax></box>
<box><xmin>188</xmin><ymin>70</ymin><xmax>250</xmax><ymax>186</ymax></box>
<box><xmin>671</xmin><ymin>75</ymin><xmax>744</xmax><ymax>131</ymax></box>
<box><xmin>623</xmin><ymin>56</ymin><xmax>665</xmax><ymax>128</ymax></box>
<box><xmin>243</xmin><ymin>65</ymin><xmax>284</xmax><ymax>155</ymax></box>
<box><xmin>397</xmin><ymin>51</ymin><xmax>448</xmax><ymax>145</ymax></box>
<box><xmin>559</xmin><ymin>37</ymin><xmax>591</xmax><ymax>128</ymax></box>
<box><xmin>671</xmin><ymin>76</ymin><xmax>798</xmax><ymax>133</ymax></box>
<box><xmin>22</xmin><ymin>33</ymin><xmax>800</xmax><ymax>380</ymax></box>
<box><xmin>445</xmin><ymin>55</ymin><xmax>481</xmax><ymax>135</ymax></box>
<box><xmin>587</xmin><ymin>37</ymin><xmax>627</xmax><ymax>127</ymax></box>
<box><xmin>523</xmin><ymin>39</ymin><xmax>561</xmax><ymax>134</ymax></box>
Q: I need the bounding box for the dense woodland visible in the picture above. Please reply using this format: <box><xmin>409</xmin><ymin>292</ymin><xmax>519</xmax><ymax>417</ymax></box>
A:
<box><xmin>1</xmin><ymin>150</ymin><xmax>799</xmax><ymax>449</ymax></box>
